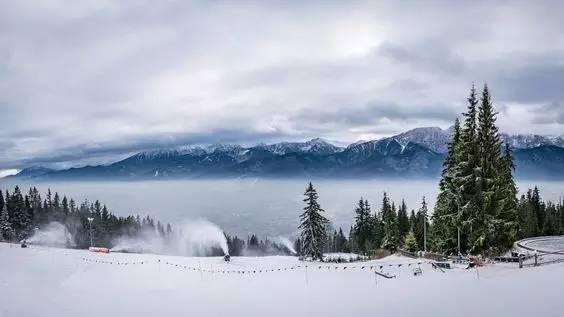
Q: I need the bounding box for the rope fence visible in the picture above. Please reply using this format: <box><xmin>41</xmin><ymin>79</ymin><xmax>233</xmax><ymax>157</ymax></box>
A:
<box><xmin>78</xmin><ymin>255</ymin><xmax>426</xmax><ymax>276</ymax></box>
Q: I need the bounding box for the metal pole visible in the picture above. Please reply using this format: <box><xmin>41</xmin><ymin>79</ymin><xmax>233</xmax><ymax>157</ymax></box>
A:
<box><xmin>423</xmin><ymin>214</ymin><xmax>427</xmax><ymax>252</ymax></box>
<box><xmin>87</xmin><ymin>217</ymin><xmax>94</xmax><ymax>247</ymax></box>
<box><xmin>423</xmin><ymin>196</ymin><xmax>427</xmax><ymax>253</ymax></box>
<box><xmin>457</xmin><ymin>227</ymin><xmax>461</xmax><ymax>256</ymax></box>
<box><xmin>456</xmin><ymin>189</ymin><xmax>461</xmax><ymax>256</ymax></box>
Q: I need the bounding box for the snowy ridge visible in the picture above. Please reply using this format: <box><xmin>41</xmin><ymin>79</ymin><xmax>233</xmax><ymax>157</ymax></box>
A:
<box><xmin>501</xmin><ymin>133</ymin><xmax>564</xmax><ymax>149</ymax></box>
<box><xmin>130</xmin><ymin>144</ymin><xmax>247</xmax><ymax>161</ymax></box>
<box><xmin>391</xmin><ymin>127</ymin><xmax>450</xmax><ymax>153</ymax></box>
<box><xmin>256</xmin><ymin>138</ymin><xmax>344</xmax><ymax>155</ymax></box>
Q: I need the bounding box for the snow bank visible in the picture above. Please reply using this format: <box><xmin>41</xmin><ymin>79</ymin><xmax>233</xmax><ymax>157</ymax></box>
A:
<box><xmin>323</xmin><ymin>252</ymin><xmax>368</xmax><ymax>262</ymax></box>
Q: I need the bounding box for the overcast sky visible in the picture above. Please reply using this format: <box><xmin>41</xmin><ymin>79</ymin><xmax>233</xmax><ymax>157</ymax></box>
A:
<box><xmin>1</xmin><ymin>0</ymin><xmax>564</xmax><ymax>170</ymax></box>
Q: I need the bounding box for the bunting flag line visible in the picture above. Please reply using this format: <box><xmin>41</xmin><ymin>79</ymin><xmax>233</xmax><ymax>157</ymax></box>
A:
<box><xmin>78</xmin><ymin>256</ymin><xmax>427</xmax><ymax>276</ymax></box>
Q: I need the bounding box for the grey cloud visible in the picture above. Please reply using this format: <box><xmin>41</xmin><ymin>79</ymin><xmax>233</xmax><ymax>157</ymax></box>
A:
<box><xmin>297</xmin><ymin>100</ymin><xmax>459</xmax><ymax>126</ymax></box>
<box><xmin>494</xmin><ymin>64</ymin><xmax>564</xmax><ymax>103</ymax></box>
<box><xmin>531</xmin><ymin>102</ymin><xmax>564</xmax><ymax>125</ymax></box>
<box><xmin>5</xmin><ymin>128</ymin><xmax>290</xmax><ymax>170</ymax></box>
<box><xmin>1</xmin><ymin>0</ymin><xmax>564</xmax><ymax>169</ymax></box>
<box><xmin>376</xmin><ymin>41</ymin><xmax>467</xmax><ymax>76</ymax></box>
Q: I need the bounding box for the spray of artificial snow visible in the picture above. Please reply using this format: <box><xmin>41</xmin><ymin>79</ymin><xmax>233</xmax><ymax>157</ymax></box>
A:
<box><xmin>27</xmin><ymin>222</ymin><xmax>75</xmax><ymax>248</ymax></box>
<box><xmin>111</xmin><ymin>219</ymin><xmax>228</xmax><ymax>256</ymax></box>
<box><xmin>176</xmin><ymin>219</ymin><xmax>229</xmax><ymax>255</ymax></box>
<box><xmin>275</xmin><ymin>236</ymin><xmax>297</xmax><ymax>254</ymax></box>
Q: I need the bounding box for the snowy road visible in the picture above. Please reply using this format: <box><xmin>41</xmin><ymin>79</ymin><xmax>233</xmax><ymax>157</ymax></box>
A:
<box><xmin>516</xmin><ymin>236</ymin><xmax>564</xmax><ymax>255</ymax></box>
<box><xmin>1</xmin><ymin>243</ymin><xmax>563</xmax><ymax>317</ymax></box>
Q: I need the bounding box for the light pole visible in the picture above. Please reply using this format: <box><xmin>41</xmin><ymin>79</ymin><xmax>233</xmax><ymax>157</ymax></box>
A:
<box><xmin>456</xmin><ymin>194</ymin><xmax>461</xmax><ymax>256</ymax></box>
<box><xmin>423</xmin><ymin>210</ymin><xmax>427</xmax><ymax>253</ymax></box>
<box><xmin>455</xmin><ymin>186</ymin><xmax>462</xmax><ymax>256</ymax></box>
<box><xmin>87</xmin><ymin>217</ymin><xmax>94</xmax><ymax>247</ymax></box>
<box><xmin>421</xmin><ymin>196</ymin><xmax>428</xmax><ymax>253</ymax></box>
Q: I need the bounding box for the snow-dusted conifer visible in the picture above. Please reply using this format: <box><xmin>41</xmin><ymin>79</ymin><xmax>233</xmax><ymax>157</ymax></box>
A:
<box><xmin>0</xmin><ymin>203</ymin><xmax>15</xmax><ymax>241</ymax></box>
<box><xmin>298</xmin><ymin>182</ymin><xmax>328</xmax><ymax>260</ymax></box>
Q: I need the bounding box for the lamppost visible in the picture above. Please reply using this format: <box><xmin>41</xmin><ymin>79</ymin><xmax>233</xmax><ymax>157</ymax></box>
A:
<box><xmin>454</xmin><ymin>184</ymin><xmax>462</xmax><ymax>256</ymax></box>
<box><xmin>457</xmin><ymin>200</ymin><xmax>461</xmax><ymax>256</ymax></box>
<box><xmin>423</xmin><ymin>207</ymin><xmax>427</xmax><ymax>253</ymax></box>
<box><xmin>87</xmin><ymin>217</ymin><xmax>94</xmax><ymax>247</ymax></box>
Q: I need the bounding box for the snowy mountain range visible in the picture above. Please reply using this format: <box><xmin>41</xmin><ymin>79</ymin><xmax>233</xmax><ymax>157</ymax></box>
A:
<box><xmin>385</xmin><ymin>126</ymin><xmax>564</xmax><ymax>154</ymax></box>
<box><xmin>9</xmin><ymin>127</ymin><xmax>564</xmax><ymax>180</ymax></box>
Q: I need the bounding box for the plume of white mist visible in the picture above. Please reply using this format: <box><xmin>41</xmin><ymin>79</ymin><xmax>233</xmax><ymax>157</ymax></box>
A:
<box><xmin>27</xmin><ymin>222</ymin><xmax>75</xmax><ymax>248</ymax></box>
<box><xmin>111</xmin><ymin>228</ymin><xmax>167</xmax><ymax>254</ymax></box>
<box><xmin>175</xmin><ymin>219</ymin><xmax>229</xmax><ymax>255</ymax></box>
<box><xmin>111</xmin><ymin>219</ymin><xmax>228</xmax><ymax>256</ymax></box>
<box><xmin>275</xmin><ymin>236</ymin><xmax>297</xmax><ymax>254</ymax></box>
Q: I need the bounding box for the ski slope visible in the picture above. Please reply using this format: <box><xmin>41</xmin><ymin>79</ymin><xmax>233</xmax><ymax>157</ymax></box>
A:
<box><xmin>1</xmin><ymin>242</ymin><xmax>563</xmax><ymax>317</ymax></box>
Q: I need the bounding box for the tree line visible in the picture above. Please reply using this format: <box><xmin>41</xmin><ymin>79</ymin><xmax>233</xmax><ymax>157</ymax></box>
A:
<box><xmin>0</xmin><ymin>186</ymin><xmax>295</xmax><ymax>256</ymax></box>
<box><xmin>0</xmin><ymin>186</ymin><xmax>174</xmax><ymax>248</ymax></box>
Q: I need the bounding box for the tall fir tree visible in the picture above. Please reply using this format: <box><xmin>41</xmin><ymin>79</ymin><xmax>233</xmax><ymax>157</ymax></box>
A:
<box><xmin>432</xmin><ymin>118</ymin><xmax>461</xmax><ymax>254</ymax></box>
<box><xmin>352</xmin><ymin>198</ymin><xmax>371</xmax><ymax>254</ymax></box>
<box><xmin>335</xmin><ymin>227</ymin><xmax>348</xmax><ymax>252</ymax></box>
<box><xmin>7</xmin><ymin>186</ymin><xmax>32</xmax><ymax>240</ymax></box>
<box><xmin>397</xmin><ymin>199</ymin><xmax>410</xmax><ymax>242</ymax></box>
<box><xmin>433</xmin><ymin>84</ymin><xmax>521</xmax><ymax>255</ymax></box>
<box><xmin>0</xmin><ymin>189</ymin><xmax>4</xmax><ymax>213</ymax></box>
<box><xmin>468</xmin><ymin>84</ymin><xmax>507</xmax><ymax>254</ymax></box>
<box><xmin>381</xmin><ymin>196</ymin><xmax>399</xmax><ymax>250</ymax></box>
<box><xmin>298</xmin><ymin>182</ymin><xmax>329</xmax><ymax>260</ymax></box>
<box><xmin>496</xmin><ymin>143</ymin><xmax>519</xmax><ymax>246</ymax></box>
<box><xmin>0</xmin><ymin>201</ymin><xmax>15</xmax><ymax>241</ymax></box>
<box><xmin>413</xmin><ymin>197</ymin><xmax>429</xmax><ymax>251</ymax></box>
<box><xmin>531</xmin><ymin>187</ymin><xmax>544</xmax><ymax>233</ymax></box>
<box><xmin>453</xmin><ymin>84</ymin><xmax>480</xmax><ymax>254</ymax></box>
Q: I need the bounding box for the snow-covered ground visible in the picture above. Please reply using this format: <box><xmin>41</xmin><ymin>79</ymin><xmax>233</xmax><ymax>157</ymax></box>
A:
<box><xmin>1</xmin><ymin>242</ymin><xmax>563</xmax><ymax>317</ymax></box>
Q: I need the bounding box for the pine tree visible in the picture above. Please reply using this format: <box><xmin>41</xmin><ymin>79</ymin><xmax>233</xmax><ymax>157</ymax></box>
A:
<box><xmin>335</xmin><ymin>227</ymin><xmax>348</xmax><ymax>252</ymax></box>
<box><xmin>352</xmin><ymin>198</ymin><xmax>372</xmax><ymax>254</ymax></box>
<box><xmin>0</xmin><ymin>202</ymin><xmax>15</xmax><ymax>241</ymax></box>
<box><xmin>370</xmin><ymin>201</ymin><xmax>384</xmax><ymax>250</ymax></box>
<box><xmin>413</xmin><ymin>197</ymin><xmax>429</xmax><ymax>252</ymax></box>
<box><xmin>496</xmin><ymin>143</ymin><xmax>519</xmax><ymax>247</ymax></box>
<box><xmin>298</xmin><ymin>182</ymin><xmax>329</xmax><ymax>260</ymax></box>
<box><xmin>432</xmin><ymin>118</ymin><xmax>461</xmax><ymax>254</ymax></box>
<box><xmin>466</xmin><ymin>84</ymin><xmax>506</xmax><ymax>254</ymax></box>
<box><xmin>348</xmin><ymin>225</ymin><xmax>357</xmax><ymax>253</ymax></box>
<box><xmin>62</xmin><ymin>196</ymin><xmax>69</xmax><ymax>215</ymax></box>
<box><xmin>531</xmin><ymin>187</ymin><xmax>544</xmax><ymax>234</ymax></box>
<box><xmin>517</xmin><ymin>193</ymin><xmax>537</xmax><ymax>238</ymax></box>
<box><xmin>7</xmin><ymin>186</ymin><xmax>31</xmax><ymax>240</ymax></box>
<box><xmin>403</xmin><ymin>230</ymin><xmax>418</xmax><ymax>252</ymax></box>
<box><xmin>381</xmin><ymin>195</ymin><xmax>399</xmax><ymax>251</ymax></box>
<box><xmin>397</xmin><ymin>199</ymin><xmax>410</xmax><ymax>242</ymax></box>
<box><xmin>409</xmin><ymin>210</ymin><xmax>416</xmax><ymax>232</ymax></box>
<box><xmin>323</xmin><ymin>221</ymin><xmax>335</xmax><ymax>253</ymax></box>
<box><xmin>0</xmin><ymin>190</ymin><xmax>4</xmax><ymax>213</ymax></box>
<box><xmin>453</xmin><ymin>84</ymin><xmax>480</xmax><ymax>254</ymax></box>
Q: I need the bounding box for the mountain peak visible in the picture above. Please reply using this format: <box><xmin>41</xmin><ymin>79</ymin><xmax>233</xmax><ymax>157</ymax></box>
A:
<box><xmin>391</xmin><ymin>127</ymin><xmax>450</xmax><ymax>153</ymax></box>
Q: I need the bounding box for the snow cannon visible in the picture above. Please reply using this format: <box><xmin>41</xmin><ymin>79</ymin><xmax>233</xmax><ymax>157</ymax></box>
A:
<box><xmin>89</xmin><ymin>247</ymin><xmax>110</xmax><ymax>254</ymax></box>
<box><xmin>224</xmin><ymin>254</ymin><xmax>231</xmax><ymax>262</ymax></box>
